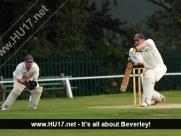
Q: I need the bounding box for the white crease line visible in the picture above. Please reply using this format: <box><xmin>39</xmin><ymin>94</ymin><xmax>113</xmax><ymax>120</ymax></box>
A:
<box><xmin>0</xmin><ymin>0</ymin><xmax>69</xmax><ymax>69</ymax></box>
<box><xmin>0</xmin><ymin>0</ymin><xmax>39</xmax><ymax>40</ymax></box>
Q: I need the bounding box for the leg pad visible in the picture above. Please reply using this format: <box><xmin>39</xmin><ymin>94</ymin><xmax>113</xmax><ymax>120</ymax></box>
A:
<box><xmin>28</xmin><ymin>87</ymin><xmax>43</xmax><ymax>109</ymax></box>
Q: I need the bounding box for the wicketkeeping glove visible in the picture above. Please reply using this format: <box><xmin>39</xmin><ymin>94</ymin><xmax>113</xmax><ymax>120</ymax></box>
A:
<box><xmin>29</xmin><ymin>80</ymin><xmax>37</xmax><ymax>90</ymax></box>
<box><xmin>23</xmin><ymin>81</ymin><xmax>31</xmax><ymax>90</ymax></box>
<box><xmin>23</xmin><ymin>80</ymin><xmax>37</xmax><ymax>90</ymax></box>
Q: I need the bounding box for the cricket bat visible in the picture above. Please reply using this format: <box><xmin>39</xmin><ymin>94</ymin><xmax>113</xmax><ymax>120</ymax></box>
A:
<box><xmin>120</xmin><ymin>62</ymin><xmax>133</xmax><ymax>92</ymax></box>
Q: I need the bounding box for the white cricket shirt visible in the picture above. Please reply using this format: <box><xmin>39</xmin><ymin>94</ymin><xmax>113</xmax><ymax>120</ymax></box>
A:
<box><xmin>142</xmin><ymin>39</ymin><xmax>164</xmax><ymax>70</ymax></box>
<box><xmin>13</xmin><ymin>62</ymin><xmax>39</xmax><ymax>80</ymax></box>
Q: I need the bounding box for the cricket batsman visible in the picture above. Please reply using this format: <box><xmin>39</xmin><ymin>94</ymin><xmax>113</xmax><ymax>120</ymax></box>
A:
<box><xmin>0</xmin><ymin>55</ymin><xmax>43</xmax><ymax>110</ymax></box>
<box><xmin>128</xmin><ymin>33</ymin><xmax>167</xmax><ymax>107</ymax></box>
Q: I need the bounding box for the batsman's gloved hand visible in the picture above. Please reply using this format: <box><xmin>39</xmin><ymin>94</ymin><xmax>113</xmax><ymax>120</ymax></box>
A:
<box><xmin>128</xmin><ymin>56</ymin><xmax>139</xmax><ymax>65</ymax></box>
<box><xmin>23</xmin><ymin>80</ymin><xmax>37</xmax><ymax>90</ymax></box>
<box><xmin>129</xmin><ymin>47</ymin><xmax>138</xmax><ymax>57</ymax></box>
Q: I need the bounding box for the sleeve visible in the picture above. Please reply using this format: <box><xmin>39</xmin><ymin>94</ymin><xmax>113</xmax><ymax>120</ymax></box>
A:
<box><xmin>33</xmin><ymin>63</ymin><xmax>39</xmax><ymax>79</ymax></box>
<box><xmin>14</xmin><ymin>64</ymin><xmax>23</xmax><ymax>79</ymax></box>
<box><xmin>146</xmin><ymin>39</ymin><xmax>157</xmax><ymax>49</ymax></box>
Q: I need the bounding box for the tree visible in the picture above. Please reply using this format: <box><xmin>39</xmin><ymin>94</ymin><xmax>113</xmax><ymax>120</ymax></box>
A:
<box><xmin>145</xmin><ymin>0</ymin><xmax>181</xmax><ymax>50</ymax></box>
<box><xmin>0</xmin><ymin>0</ymin><xmax>87</xmax><ymax>58</ymax></box>
<box><xmin>121</xmin><ymin>23</ymin><xmax>142</xmax><ymax>49</ymax></box>
<box><xmin>0</xmin><ymin>0</ymin><xmax>131</xmax><ymax>59</ymax></box>
<box><xmin>84</xmin><ymin>0</ymin><xmax>127</xmax><ymax>53</ymax></box>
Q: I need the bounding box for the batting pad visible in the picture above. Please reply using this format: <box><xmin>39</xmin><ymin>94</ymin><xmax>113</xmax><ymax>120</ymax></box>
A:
<box><xmin>142</xmin><ymin>70</ymin><xmax>155</xmax><ymax>105</ymax></box>
<box><xmin>28</xmin><ymin>87</ymin><xmax>43</xmax><ymax>109</ymax></box>
<box><xmin>152</xmin><ymin>91</ymin><xmax>165</xmax><ymax>103</ymax></box>
<box><xmin>2</xmin><ymin>88</ymin><xmax>20</xmax><ymax>110</ymax></box>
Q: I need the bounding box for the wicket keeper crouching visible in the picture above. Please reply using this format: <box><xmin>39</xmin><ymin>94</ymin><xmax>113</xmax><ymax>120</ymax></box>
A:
<box><xmin>0</xmin><ymin>55</ymin><xmax>43</xmax><ymax>110</ymax></box>
<box><xmin>128</xmin><ymin>33</ymin><xmax>166</xmax><ymax>107</ymax></box>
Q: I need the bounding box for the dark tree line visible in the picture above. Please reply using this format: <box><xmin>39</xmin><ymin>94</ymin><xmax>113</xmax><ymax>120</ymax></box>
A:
<box><xmin>0</xmin><ymin>0</ymin><xmax>181</xmax><ymax>59</ymax></box>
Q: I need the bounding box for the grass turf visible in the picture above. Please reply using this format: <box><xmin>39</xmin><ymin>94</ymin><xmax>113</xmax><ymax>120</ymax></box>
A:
<box><xmin>0</xmin><ymin>90</ymin><xmax>181</xmax><ymax>135</ymax></box>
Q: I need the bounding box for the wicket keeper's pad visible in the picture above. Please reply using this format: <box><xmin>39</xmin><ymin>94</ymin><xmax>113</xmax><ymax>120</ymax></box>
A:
<box><xmin>120</xmin><ymin>62</ymin><xmax>133</xmax><ymax>92</ymax></box>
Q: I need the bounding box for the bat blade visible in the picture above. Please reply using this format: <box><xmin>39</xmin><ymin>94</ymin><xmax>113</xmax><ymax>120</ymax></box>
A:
<box><xmin>120</xmin><ymin>62</ymin><xmax>133</xmax><ymax>92</ymax></box>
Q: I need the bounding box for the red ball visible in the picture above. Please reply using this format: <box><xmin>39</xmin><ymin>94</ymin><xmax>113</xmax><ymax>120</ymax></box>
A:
<box><xmin>112</xmin><ymin>82</ymin><xmax>117</xmax><ymax>87</ymax></box>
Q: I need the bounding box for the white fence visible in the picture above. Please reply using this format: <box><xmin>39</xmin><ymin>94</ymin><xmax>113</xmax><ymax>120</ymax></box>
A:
<box><xmin>0</xmin><ymin>72</ymin><xmax>181</xmax><ymax>84</ymax></box>
<box><xmin>0</xmin><ymin>72</ymin><xmax>181</xmax><ymax>98</ymax></box>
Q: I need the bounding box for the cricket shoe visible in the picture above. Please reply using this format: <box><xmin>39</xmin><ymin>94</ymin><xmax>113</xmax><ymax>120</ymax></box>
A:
<box><xmin>0</xmin><ymin>106</ymin><xmax>7</xmax><ymax>111</ymax></box>
<box><xmin>141</xmin><ymin>102</ymin><xmax>150</xmax><ymax>107</ymax></box>
<box><xmin>150</xmin><ymin>100</ymin><xmax>157</xmax><ymax>105</ymax></box>
<box><xmin>28</xmin><ymin>105</ymin><xmax>36</xmax><ymax>109</ymax></box>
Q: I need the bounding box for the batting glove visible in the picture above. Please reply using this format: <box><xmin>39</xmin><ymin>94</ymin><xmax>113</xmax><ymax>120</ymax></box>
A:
<box><xmin>128</xmin><ymin>56</ymin><xmax>139</xmax><ymax>65</ymax></box>
<box><xmin>129</xmin><ymin>47</ymin><xmax>138</xmax><ymax>57</ymax></box>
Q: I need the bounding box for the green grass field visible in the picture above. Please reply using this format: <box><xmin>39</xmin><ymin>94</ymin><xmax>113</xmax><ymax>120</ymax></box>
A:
<box><xmin>0</xmin><ymin>90</ymin><xmax>181</xmax><ymax>135</ymax></box>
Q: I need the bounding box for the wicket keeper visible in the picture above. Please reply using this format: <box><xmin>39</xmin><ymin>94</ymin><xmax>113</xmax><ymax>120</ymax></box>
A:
<box><xmin>0</xmin><ymin>55</ymin><xmax>42</xmax><ymax>110</ymax></box>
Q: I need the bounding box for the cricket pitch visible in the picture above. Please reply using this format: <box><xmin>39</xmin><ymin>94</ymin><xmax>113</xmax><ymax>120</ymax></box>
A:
<box><xmin>88</xmin><ymin>103</ymin><xmax>181</xmax><ymax>109</ymax></box>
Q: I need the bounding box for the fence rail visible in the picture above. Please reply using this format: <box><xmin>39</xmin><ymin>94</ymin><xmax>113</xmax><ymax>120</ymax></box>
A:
<box><xmin>1</xmin><ymin>73</ymin><xmax>181</xmax><ymax>83</ymax></box>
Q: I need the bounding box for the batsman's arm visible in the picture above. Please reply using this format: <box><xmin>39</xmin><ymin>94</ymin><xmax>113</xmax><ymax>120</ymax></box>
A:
<box><xmin>138</xmin><ymin>60</ymin><xmax>144</xmax><ymax>65</ymax></box>
<box><xmin>136</xmin><ymin>41</ymin><xmax>148</xmax><ymax>50</ymax></box>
